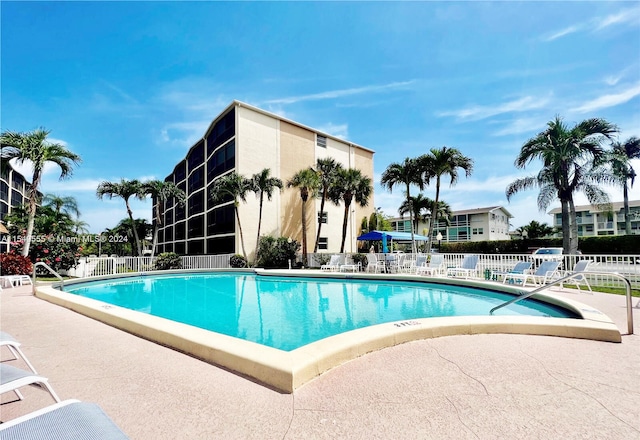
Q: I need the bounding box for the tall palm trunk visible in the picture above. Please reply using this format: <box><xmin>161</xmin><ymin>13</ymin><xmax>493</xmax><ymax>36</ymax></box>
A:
<box><xmin>429</xmin><ymin>177</ymin><xmax>442</xmax><ymax>253</ymax></box>
<box><xmin>22</xmin><ymin>170</ymin><xmax>42</xmax><ymax>257</ymax></box>
<box><xmin>623</xmin><ymin>182</ymin><xmax>631</xmax><ymax>235</ymax></box>
<box><xmin>255</xmin><ymin>193</ymin><xmax>264</xmax><ymax>263</ymax></box>
<box><xmin>560</xmin><ymin>199</ymin><xmax>571</xmax><ymax>254</ymax></box>
<box><xmin>406</xmin><ymin>182</ymin><xmax>415</xmax><ymax>254</ymax></box>
<box><xmin>234</xmin><ymin>206</ymin><xmax>248</xmax><ymax>261</ymax></box>
<box><xmin>151</xmin><ymin>203</ymin><xmax>162</xmax><ymax>258</ymax></box>
<box><xmin>125</xmin><ymin>200</ymin><xmax>142</xmax><ymax>256</ymax></box>
<box><xmin>569</xmin><ymin>198</ymin><xmax>579</xmax><ymax>254</ymax></box>
<box><xmin>314</xmin><ymin>189</ymin><xmax>328</xmax><ymax>253</ymax></box>
<box><xmin>340</xmin><ymin>198</ymin><xmax>351</xmax><ymax>253</ymax></box>
<box><xmin>300</xmin><ymin>193</ymin><xmax>309</xmax><ymax>265</ymax></box>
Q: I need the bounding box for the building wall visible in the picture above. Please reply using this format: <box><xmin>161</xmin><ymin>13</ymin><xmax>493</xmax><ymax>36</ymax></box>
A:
<box><xmin>389</xmin><ymin>206</ymin><xmax>512</xmax><ymax>244</ymax></box>
<box><xmin>156</xmin><ymin>101</ymin><xmax>374</xmax><ymax>258</ymax></box>
<box><xmin>551</xmin><ymin>202</ymin><xmax>640</xmax><ymax>236</ymax></box>
<box><xmin>0</xmin><ymin>164</ymin><xmax>31</xmax><ymax>252</ymax></box>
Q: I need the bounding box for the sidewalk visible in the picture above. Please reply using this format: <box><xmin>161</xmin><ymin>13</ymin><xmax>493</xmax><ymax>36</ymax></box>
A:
<box><xmin>1</xmin><ymin>285</ymin><xmax>639</xmax><ymax>439</ymax></box>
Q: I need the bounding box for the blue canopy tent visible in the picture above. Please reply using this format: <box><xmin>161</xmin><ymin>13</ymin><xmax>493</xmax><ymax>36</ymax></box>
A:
<box><xmin>357</xmin><ymin>230</ymin><xmax>429</xmax><ymax>252</ymax></box>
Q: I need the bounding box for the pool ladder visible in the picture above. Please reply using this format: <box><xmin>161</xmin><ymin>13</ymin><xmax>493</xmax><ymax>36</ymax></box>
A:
<box><xmin>490</xmin><ymin>271</ymin><xmax>636</xmax><ymax>335</ymax></box>
<box><xmin>31</xmin><ymin>262</ymin><xmax>65</xmax><ymax>294</ymax></box>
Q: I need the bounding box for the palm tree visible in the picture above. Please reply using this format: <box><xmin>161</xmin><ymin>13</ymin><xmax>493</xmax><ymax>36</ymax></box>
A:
<box><xmin>398</xmin><ymin>194</ymin><xmax>433</xmax><ymax>234</ymax></box>
<box><xmin>43</xmin><ymin>194</ymin><xmax>81</xmax><ymax>218</ymax></box>
<box><xmin>142</xmin><ymin>180</ymin><xmax>186</xmax><ymax>258</ymax></box>
<box><xmin>380</xmin><ymin>158</ymin><xmax>424</xmax><ymax>253</ymax></box>
<box><xmin>506</xmin><ymin>116</ymin><xmax>617</xmax><ymax>253</ymax></box>
<box><xmin>420</xmin><ymin>147</ymin><xmax>473</xmax><ymax>251</ymax></box>
<box><xmin>313</xmin><ymin>158</ymin><xmax>343</xmax><ymax>253</ymax></box>
<box><xmin>72</xmin><ymin>219</ymin><xmax>90</xmax><ymax>235</ymax></box>
<box><xmin>428</xmin><ymin>200</ymin><xmax>453</xmax><ymax>238</ymax></box>
<box><xmin>250</xmin><ymin>168</ymin><xmax>283</xmax><ymax>262</ymax></box>
<box><xmin>287</xmin><ymin>168</ymin><xmax>320</xmax><ymax>265</ymax></box>
<box><xmin>209</xmin><ymin>172</ymin><xmax>253</xmax><ymax>262</ymax></box>
<box><xmin>610</xmin><ymin>137</ymin><xmax>640</xmax><ymax>235</ymax></box>
<box><xmin>1</xmin><ymin>128</ymin><xmax>82</xmax><ymax>256</ymax></box>
<box><xmin>96</xmin><ymin>179</ymin><xmax>146</xmax><ymax>256</ymax></box>
<box><xmin>517</xmin><ymin>220</ymin><xmax>555</xmax><ymax>239</ymax></box>
<box><xmin>329</xmin><ymin>168</ymin><xmax>373</xmax><ymax>253</ymax></box>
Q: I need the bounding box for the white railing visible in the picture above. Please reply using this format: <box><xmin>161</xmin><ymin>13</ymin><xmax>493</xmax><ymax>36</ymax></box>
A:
<box><xmin>307</xmin><ymin>252</ymin><xmax>640</xmax><ymax>290</ymax></box>
<box><xmin>68</xmin><ymin>254</ymin><xmax>234</xmax><ymax>278</ymax></box>
<box><xmin>66</xmin><ymin>252</ymin><xmax>640</xmax><ymax>291</ymax></box>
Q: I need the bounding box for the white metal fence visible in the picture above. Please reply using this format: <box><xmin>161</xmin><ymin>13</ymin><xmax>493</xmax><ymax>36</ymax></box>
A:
<box><xmin>65</xmin><ymin>252</ymin><xmax>640</xmax><ymax>290</ymax></box>
<box><xmin>67</xmin><ymin>254</ymin><xmax>233</xmax><ymax>278</ymax></box>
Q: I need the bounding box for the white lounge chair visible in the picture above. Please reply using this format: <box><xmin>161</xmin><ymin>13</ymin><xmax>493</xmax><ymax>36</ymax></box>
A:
<box><xmin>417</xmin><ymin>254</ymin><xmax>445</xmax><ymax>276</ymax></box>
<box><xmin>0</xmin><ymin>399</ymin><xmax>130</xmax><ymax>439</ymax></box>
<box><xmin>562</xmin><ymin>260</ymin><xmax>592</xmax><ymax>292</ymax></box>
<box><xmin>1</xmin><ymin>331</ymin><xmax>38</xmax><ymax>374</ymax></box>
<box><xmin>446</xmin><ymin>255</ymin><xmax>479</xmax><ymax>279</ymax></box>
<box><xmin>494</xmin><ymin>261</ymin><xmax>532</xmax><ymax>284</ymax></box>
<box><xmin>1</xmin><ymin>363</ymin><xmax>61</xmax><ymax>404</ymax></box>
<box><xmin>503</xmin><ymin>260</ymin><xmax>560</xmax><ymax>287</ymax></box>
<box><xmin>321</xmin><ymin>255</ymin><xmax>342</xmax><ymax>272</ymax></box>
<box><xmin>408</xmin><ymin>255</ymin><xmax>427</xmax><ymax>274</ymax></box>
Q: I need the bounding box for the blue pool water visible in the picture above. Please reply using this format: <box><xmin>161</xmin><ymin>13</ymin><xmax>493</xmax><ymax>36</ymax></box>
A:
<box><xmin>63</xmin><ymin>273</ymin><xmax>578</xmax><ymax>351</ymax></box>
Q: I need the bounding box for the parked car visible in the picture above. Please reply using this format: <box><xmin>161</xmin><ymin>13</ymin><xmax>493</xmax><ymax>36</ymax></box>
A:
<box><xmin>529</xmin><ymin>247</ymin><xmax>563</xmax><ymax>262</ymax></box>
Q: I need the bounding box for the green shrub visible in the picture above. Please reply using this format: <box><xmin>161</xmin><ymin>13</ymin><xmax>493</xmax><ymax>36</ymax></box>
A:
<box><xmin>154</xmin><ymin>252</ymin><xmax>182</xmax><ymax>270</ymax></box>
<box><xmin>229</xmin><ymin>254</ymin><xmax>248</xmax><ymax>268</ymax></box>
<box><xmin>255</xmin><ymin>236</ymin><xmax>300</xmax><ymax>268</ymax></box>
<box><xmin>0</xmin><ymin>252</ymin><xmax>33</xmax><ymax>275</ymax></box>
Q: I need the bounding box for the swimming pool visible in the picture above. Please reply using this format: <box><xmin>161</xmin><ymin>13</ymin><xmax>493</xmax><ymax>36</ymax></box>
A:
<box><xmin>63</xmin><ymin>272</ymin><xmax>577</xmax><ymax>351</ymax></box>
<box><xmin>36</xmin><ymin>269</ymin><xmax>620</xmax><ymax>392</ymax></box>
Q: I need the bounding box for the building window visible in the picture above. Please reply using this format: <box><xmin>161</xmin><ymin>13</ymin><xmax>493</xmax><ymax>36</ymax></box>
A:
<box><xmin>318</xmin><ymin>211</ymin><xmax>328</xmax><ymax>223</ymax></box>
<box><xmin>318</xmin><ymin>237</ymin><xmax>328</xmax><ymax>250</ymax></box>
<box><xmin>472</xmin><ymin>228</ymin><xmax>483</xmax><ymax>235</ymax></box>
<box><xmin>316</xmin><ymin>135</ymin><xmax>327</xmax><ymax>148</ymax></box>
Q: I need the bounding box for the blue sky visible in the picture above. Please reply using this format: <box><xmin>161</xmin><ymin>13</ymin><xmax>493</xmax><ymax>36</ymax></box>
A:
<box><xmin>2</xmin><ymin>1</ymin><xmax>639</xmax><ymax>234</ymax></box>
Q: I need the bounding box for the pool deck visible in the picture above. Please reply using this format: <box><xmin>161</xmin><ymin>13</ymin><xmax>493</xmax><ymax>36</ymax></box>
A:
<box><xmin>1</xmin><ymin>280</ymin><xmax>639</xmax><ymax>439</ymax></box>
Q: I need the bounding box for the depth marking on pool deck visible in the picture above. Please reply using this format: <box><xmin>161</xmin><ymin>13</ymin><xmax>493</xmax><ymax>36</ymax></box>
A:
<box><xmin>35</xmin><ymin>270</ymin><xmax>622</xmax><ymax>392</ymax></box>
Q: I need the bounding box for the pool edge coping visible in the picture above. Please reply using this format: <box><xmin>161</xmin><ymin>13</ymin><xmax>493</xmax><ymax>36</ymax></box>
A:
<box><xmin>35</xmin><ymin>269</ymin><xmax>622</xmax><ymax>393</ymax></box>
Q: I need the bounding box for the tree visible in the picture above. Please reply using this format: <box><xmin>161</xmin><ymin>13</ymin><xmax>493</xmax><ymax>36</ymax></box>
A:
<box><xmin>313</xmin><ymin>158</ymin><xmax>343</xmax><ymax>253</ymax></box>
<box><xmin>380</xmin><ymin>158</ymin><xmax>424</xmax><ymax>253</ymax></box>
<box><xmin>329</xmin><ymin>168</ymin><xmax>372</xmax><ymax>253</ymax></box>
<box><xmin>506</xmin><ymin>116</ymin><xmax>617</xmax><ymax>253</ymax></box>
<box><xmin>42</xmin><ymin>194</ymin><xmax>81</xmax><ymax>218</ymax></box>
<box><xmin>96</xmin><ymin>179</ymin><xmax>146</xmax><ymax>256</ymax></box>
<box><xmin>518</xmin><ymin>220</ymin><xmax>555</xmax><ymax>239</ymax></box>
<box><xmin>250</xmin><ymin>168</ymin><xmax>283</xmax><ymax>262</ymax></box>
<box><xmin>209</xmin><ymin>172</ymin><xmax>253</xmax><ymax>262</ymax></box>
<box><xmin>1</xmin><ymin>128</ymin><xmax>81</xmax><ymax>256</ymax></box>
<box><xmin>610</xmin><ymin>137</ymin><xmax>640</xmax><ymax>235</ymax></box>
<box><xmin>420</xmin><ymin>147</ymin><xmax>473</xmax><ymax>251</ymax></box>
<box><xmin>287</xmin><ymin>168</ymin><xmax>320</xmax><ymax>265</ymax></box>
<box><xmin>398</xmin><ymin>194</ymin><xmax>433</xmax><ymax>234</ymax></box>
<box><xmin>142</xmin><ymin>180</ymin><xmax>186</xmax><ymax>258</ymax></box>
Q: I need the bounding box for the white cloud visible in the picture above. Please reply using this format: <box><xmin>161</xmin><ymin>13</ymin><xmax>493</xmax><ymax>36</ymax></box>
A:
<box><xmin>437</xmin><ymin>95</ymin><xmax>552</xmax><ymax>121</ymax></box>
<box><xmin>570</xmin><ymin>83</ymin><xmax>640</xmax><ymax>113</ymax></box>
<box><xmin>595</xmin><ymin>6</ymin><xmax>640</xmax><ymax>31</ymax></box>
<box><xmin>315</xmin><ymin>123</ymin><xmax>349</xmax><ymax>140</ymax></box>
<box><xmin>263</xmin><ymin>80</ymin><xmax>416</xmax><ymax>105</ymax></box>
<box><xmin>159</xmin><ymin>120</ymin><xmax>209</xmax><ymax>147</ymax></box>
<box><xmin>492</xmin><ymin>117</ymin><xmax>547</xmax><ymax>137</ymax></box>
<box><xmin>541</xmin><ymin>25</ymin><xmax>581</xmax><ymax>42</ymax></box>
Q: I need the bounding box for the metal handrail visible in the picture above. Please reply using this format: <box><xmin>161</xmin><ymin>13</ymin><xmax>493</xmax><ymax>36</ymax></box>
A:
<box><xmin>490</xmin><ymin>271</ymin><xmax>634</xmax><ymax>335</ymax></box>
<box><xmin>33</xmin><ymin>262</ymin><xmax>65</xmax><ymax>293</ymax></box>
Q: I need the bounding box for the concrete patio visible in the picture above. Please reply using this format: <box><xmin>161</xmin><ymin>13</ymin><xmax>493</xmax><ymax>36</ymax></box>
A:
<box><xmin>1</xmin><ymin>283</ymin><xmax>639</xmax><ymax>439</ymax></box>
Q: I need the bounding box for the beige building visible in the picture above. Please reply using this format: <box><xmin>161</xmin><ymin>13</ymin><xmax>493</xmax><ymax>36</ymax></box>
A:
<box><xmin>549</xmin><ymin>200</ymin><xmax>640</xmax><ymax>236</ymax></box>
<box><xmin>156</xmin><ymin>101</ymin><xmax>375</xmax><ymax>257</ymax></box>
<box><xmin>390</xmin><ymin>205</ymin><xmax>513</xmax><ymax>243</ymax></box>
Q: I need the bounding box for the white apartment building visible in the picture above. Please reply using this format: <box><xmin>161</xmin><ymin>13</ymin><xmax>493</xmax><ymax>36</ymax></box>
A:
<box><xmin>549</xmin><ymin>200</ymin><xmax>640</xmax><ymax>236</ymax></box>
<box><xmin>390</xmin><ymin>205</ymin><xmax>513</xmax><ymax>243</ymax></box>
<box><xmin>156</xmin><ymin>101</ymin><xmax>375</xmax><ymax>257</ymax></box>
